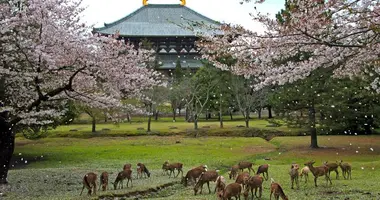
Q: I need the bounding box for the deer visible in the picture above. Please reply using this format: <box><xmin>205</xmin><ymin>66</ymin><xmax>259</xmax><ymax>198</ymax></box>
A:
<box><xmin>217</xmin><ymin>182</ymin><xmax>243</xmax><ymax>200</ymax></box>
<box><xmin>305</xmin><ymin>160</ymin><xmax>332</xmax><ymax>187</ymax></box>
<box><xmin>163</xmin><ymin>162</ymin><xmax>183</xmax><ymax>178</ymax></box>
<box><xmin>270</xmin><ymin>179</ymin><xmax>288</xmax><ymax>200</ymax></box>
<box><xmin>338</xmin><ymin>160</ymin><xmax>352</xmax><ymax>180</ymax></box>
<box><xmin>99</xmin><ymin>171</ymin><xmax>108</xmax><ymax>191</ymax></box>
<box><xmin>123</xmin><ymin>163</ymin><xmax>132</xmax><ymax>171</ymax></box>
<box><xmin>228</xmin><ymin>164</ymin><xmax>239</xmax><ymax>180</ymax></box>
<box><xmin>113</xmin><ymin>169</ymin><xmax>132</xmax><ymax>190</ymax></box>
<box><xmin>215</xmin><ymin>175</ymin><xmax>226</xmax><ymax>194</ymax></box>
<box><xmin>238</xmin><ymin>161</ymin><xmax>255</xmax><ymax>174</ymax></box>
<box><xmin>289</xmin><ymin>163</ymin><xmax>299</xmax><ymax>189</ymax></box>
<box><xmin>136</xmin><ymin>162</ymin><xmax>151</xmax><ymax>179</ymax></box>
<box><xmin>194</xmin><ymin>170</ymin><xmax>219</xmax><ymax>195</ymax></box>
<box><xmin>243</xmin><ymin>175</ymin><xmax>264</xmax><ymax>200</ymax></box>
<box><xmin>256</xmin><ymin>164</ymin><xmax>269</xmax><ymax>181</ymax></box>
<box><xmin>235</xmin><ymin>171</ymin><xmax>250</xmax><ymax>190</ymax></box>
<box><xmin>323</xmin><ymin>161</ymin><xmax>339</xmax><ymax>179</ymax></box>
<box><xmin>80</xmin><ymin>172</ymin><xmax>97</xmax><ymax>196</ymax></box>
<box><xmin>299</xmin><ymin>166</ymin><xmax>310</xmax><ymax>183</ymax></box>
<box><xmin>182</xmin><ymin>166</ymin><xmax>207</xmax><ymax>186</ymax></box>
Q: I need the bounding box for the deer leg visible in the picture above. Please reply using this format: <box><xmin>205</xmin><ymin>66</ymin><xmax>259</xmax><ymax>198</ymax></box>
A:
<box><xmin>200</xmin><ymin>182</ymin><xmax>204</xmax><ymax>194</ymax></box>
<box><xmin>130</xmin><ymin>178</ymin><xmax>133</xmax><ymax>187</ymax></box>
<box><xmin>335</xmin><ymin>169</ymin><xmax>339</xmax><ymax>179</ymax></box>
<box><xmin>175</xmin><ymin>169</ymin><xmax>180</xmax><ymax>177</ymax></box>
<box><xmin>93</xmin><ymin>183</ymin><xmax>97</xmax><ymax>195</ymax></box>
<box><xmin>270</xmin><ymin>190</ymin><xmax>273</xmax><ymax>200</ymax></box>
<box><xmin>314</xmin><ymin>177</ymin><xmax>318</xmax><ymax>187</ymax></box>
<box><xmin>206</xmin><ymin>181</ymin><xmax>211</xmax><ymax>194</ymax></box>
<box><xmin>259</xmin><ymin>186</ymin><xmax>262</xmax><ymax>198</ymax></box>
<box><xmin>80</xmin><ymin>185</ymin><xmax>85</xmax><ymax>195</ymax></box>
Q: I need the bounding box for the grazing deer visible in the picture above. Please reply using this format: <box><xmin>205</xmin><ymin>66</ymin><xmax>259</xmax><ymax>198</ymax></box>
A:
<box><xmin>305</xmin><ymin>160</ymin><xmax>332</xmax><ymax>187</ymax></box>
<box><xmin>163</xmin><ymin>162</ymin><xmax>183</xmax><ymax>178</ymax></box>
<box><xmin>113</xmin><ymin>169</ymin><xmax>132</xmax><ymax>190</ymax></box>
<box><xmin>194</xmin><ymin>170</ymin><xmax>219</xmax><ymax>195</ymax></box>
<box><xmin>289</xmin><ymin>164</ymin><xmax>299</xmax><ymax>189</ymax></box>
<box><xmin>215</xmin><ymin>175</ymin><xmax>226</xmax><ymax>194</ymax></box>
<box><xmin>256</xmin><ymin>164</ymin><xmax>269</xmax><ymax>181</ymax></box>
<box><xmin>123</xmin><ymin>163</ymin><xmax>132</xmax><ymax>171</ymax></box>
<box><xmin>137</xmin><ymin>163</ymin><xmax>151</xmax><ymax>179</ymax></box>
<box><xmin>235</xmin><ymin>171</ymin><xmax>250</xmax><ymax>190</ymax></box>
<box><xmin>338</xmin><ymin>160</ymin><xmax>352</xmax><ymax>180</ymax></box>
<box><xmin>80</xmin><ymin>172</ymin><xmax>97</xmax><ymax>196</ymax></box>
<box><xmin>299</xmin><ymin>166</ymin><xmax>310</xmax><ymax>183</ymax></box>
<box><xmin>270</xmin><ymin>178</ymin><xmax>288</xmax><ymax>200</ymax></box>
<box><xmin>238</xmin><ymin>161</ymin><xmax>255</xmax><ymax>174</ymax></box>
<box><xmin>323</xmin><ymin>161</ymin><xmax>339</xmax><ymax>179</ymax></box>
<box><xmin>243</xmin><ymin>175</ymin><xmax>264</xmax><ymax>200</ymax></box>
<box><xmin>228</xmin><ymin>164</ymin><xmax>239</xmax><ymax>180</ymax></box>
<box><xmin>217</xmin><ymin>182</ymin><xmax>243</xmax><ymax>200</ymax></box>
<box><xmin>99</xmin><ymin>171</ymin><xmax>108</xmax><ymax>191</ymax></box>
<box><xmin>182</xmin><ymin>166</ymin><xmax>207</xmax><ymax>186</ymax></box>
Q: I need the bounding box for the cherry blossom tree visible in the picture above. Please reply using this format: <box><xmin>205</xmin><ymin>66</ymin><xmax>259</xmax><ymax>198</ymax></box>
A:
<box><xmin>0</xmin><ymin>0</ymin><xmax>162</xmax><ymax>184</ymax></box>
<box><xmin>198</xmin><ymin>0</ymin><xmax>380</xmax><ymax>148</ymax></box>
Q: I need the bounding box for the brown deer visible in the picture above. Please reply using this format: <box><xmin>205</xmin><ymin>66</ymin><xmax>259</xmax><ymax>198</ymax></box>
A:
<box><xmin>123</xmin><ymin>163</ymin><xmax>132</xmax><ymax>171</ymax></box>
<box><xmin>235</xmin><ymin>171</ymin><xmax>250</xmax><ymax>190</ymax></box>
<box><xmin>323</xmin><ymin>161</ymin><xmax>339</xmax><ymax>179</ymax></box>
<box><xmin>99</xmin><ymin>171</ymin><xmax>108</xmax><ymax>191</ymax></box>
<box><xmin>228</xmin><ymin>164</ymin><xmax>239</xmax><ymax>180</ymax></box>
<box><xmin>194</xmin><ymin>170</ymin><xmax>219</xmax><ymax>195</ymax></box>
<box><xmin>305</xmin><ymin>160</ymin><xmax>332</xmax><ymax>187</ymax></box>
<box><xmin>182</xmin><ymin>166</ymin><xmax>207</xmax><ymax>186</ymax></box>
<box><xmin>338</xmin><ymin>160</ymin><xmax>352</xmax><ymax>180</ymax></box>
<box><xmin>80</xmin><ymin>172</ymin><xmax>97</xmax><ymax>196</ymax></box>
<box><xmin>113</xmin><ymin>169</ymin><xmax>132</xmax><ymax>189</ymax></box>
<box><xmin>256</xmin><ymin>164</ymin><xmax>269</xmax><ymax>180</ymax></box>
<box><xmin>270</xmin><ymin>179</ymin><xmax>288</xmax><ymax>200</ymax></box>
<box><xmin>163</xmin><ymin>162</ymin><xmax>183</xmax><ymax>178</ymax></box>
<box><xmin>217</xmin><ymin>182</ymin><xmax>243</xmax><ymax>200</ymax></box>
<box><xmin>289</xmin><ymin>164</ymin><xmax>299</xmax><ymax>189</ymax></box>
<box><xmin>299</xmin><ymin>166</ymin><xmax>310</xmax><ymax>183</ymax></box>
<box><xmin>215</xmin><ymin>175</ymin><xmax>226</xmax><ymax>194</ymax></box>
<box><xmin>243</xmin><ymin>175</ymin><xmax>264</xmax><ymax>200</ymax></box>
<box><xmin>238</xmin><ymin>161</ymin><xmax>255</xmax><ymax>174</ymax></box>
<box><xmin>137</xmin><ymin>162</ymin><xmax>151</xmax><ymax>179</ymax></box>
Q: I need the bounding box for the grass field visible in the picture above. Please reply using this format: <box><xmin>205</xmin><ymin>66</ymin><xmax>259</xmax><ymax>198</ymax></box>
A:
<box><xmin>1</xmin><ymin>135</ymin><xmax>380</xmax><ymax>200</ymax></box>
<box><xmin>40</xmin><ymin>117</ymin><xmax>303</xmax><ymax>138</ymax></box>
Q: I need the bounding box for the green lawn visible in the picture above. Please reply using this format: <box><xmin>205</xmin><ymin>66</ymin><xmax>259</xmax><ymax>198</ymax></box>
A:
<box><xmin>2</xmin><ymin>135</ymin><xmax>380</xmax><ymax>200</ymax></box>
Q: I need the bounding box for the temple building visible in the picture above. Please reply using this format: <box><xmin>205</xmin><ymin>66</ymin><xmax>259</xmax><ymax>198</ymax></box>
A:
<box><xmin>92</xmin><ymin>0</ymin><xmax>222</xmax><ymax>74</ymax></box>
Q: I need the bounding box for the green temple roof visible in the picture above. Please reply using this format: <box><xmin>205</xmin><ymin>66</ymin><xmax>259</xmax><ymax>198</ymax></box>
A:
<box><xmin>93</xmin><ymin>4</ymin><xmax>222</xmax><ymax>37</ymax></box>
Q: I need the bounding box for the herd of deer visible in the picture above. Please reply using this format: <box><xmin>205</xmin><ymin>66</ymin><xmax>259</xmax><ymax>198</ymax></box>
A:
<box><xmin>79</xmin><ymin>159</ymin><xmax>352</xmax><ymax>200</ymax></box>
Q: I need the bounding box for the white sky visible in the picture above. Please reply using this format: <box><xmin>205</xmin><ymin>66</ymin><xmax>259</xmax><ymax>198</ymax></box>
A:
<box><xmin>81</xmin><ymin>0</ymin><xmax>285</xmax><ymax>32</ymax></box>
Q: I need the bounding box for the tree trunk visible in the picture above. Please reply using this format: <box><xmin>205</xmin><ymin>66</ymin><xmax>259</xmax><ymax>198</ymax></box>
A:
<box><xmin>219</xmin><ymin>98</ymin><xmax>223</xmax><ymax>128</ymax></box>
<box><xmin>104</xmin><ymin>112</ymin><xmax>108</xmax><ymax>123</ymax></box>
<box><xmin>126</xmin><ymin>113</ymin><xmax>131</xmax><ymax>124</ymax></box>
<box><xmin>208</xmin><ymin>113</ymin><xmax>211</xmax><ymax>119</ymax></box>
<box><xmin>257</xmin><ymin>108</ymin><xmax>262</xmax><ymax>119</ymax></box>
<box><xmin>0</xmin><ymin>115</ymin><xmax>14</xmax><ymax>184</ymax></box>
<box><xmin>178</xmin><ymin>108</ymin><xmax>181</xmax><ymax>116</ymax></box>
<box><xmin>172</xmin><ymin>108</ymin><xmax>176</xmax><ymax>122</ymax></box>
<box><xmin>154</xmin><ymin>110</ymin><xmax>159</xmax><ymax>121</ymax></box>
<box><xmin>185</xmin><ymin>108</ymin><xmax>189</xmax><ymax>121</ymax></box>
<box><xmin>245</xmin><ymin>109</ymin><xmax>250</xmax><ymax>128</ymax></box>
<box><xmin>147</xmin><ymin>104</ymin><xmax>152</xmax><ymax>132</ymax></box>
<box><xmin>268</xmin><ymin>106</ymin><xmax>273</xmax><ymax>119</ymax></box>
<box><xmin>205</xmin><ymin>111</ymin><xmax>208</xmax><ymax>120</ymax></box>
<box><xmin>219</xmin><ymin>112</ymin><xmax>223</xmax><ymax>128</ymax></box>
<box><xmin>194</xmin><ymin>114</ymin><xmax>198</xmax><ymax>130</ymax></box>
<box><xmin>230</xmin><ymin>111</ymin><xmax>233</xmax><ymax>120</ymax></box>
<box><xmin>91</xmin><ymin>116</ymin><xmax>96</xmax><ymax>133</ymax></box>
<box><xmin>308</xmin><ymin>104</ymin><xmax>318</xmax><ymax>148</ymax></box>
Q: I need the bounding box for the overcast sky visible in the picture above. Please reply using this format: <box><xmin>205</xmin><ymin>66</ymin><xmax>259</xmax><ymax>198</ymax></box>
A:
<box><xmin>81</xmin><ymin>0</ymin><xmax>285</xmax><ymax>32</ymax></box>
